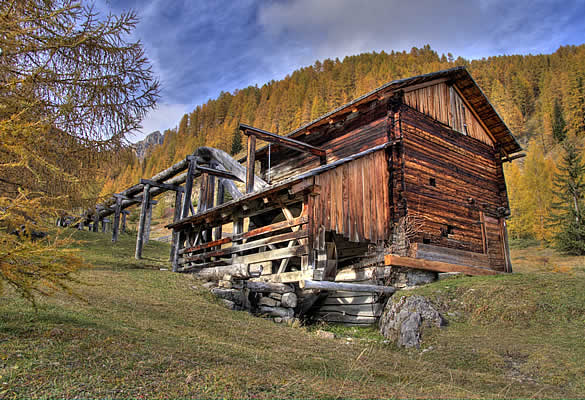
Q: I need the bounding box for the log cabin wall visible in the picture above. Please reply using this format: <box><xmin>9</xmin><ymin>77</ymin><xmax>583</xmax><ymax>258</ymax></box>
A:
<box><xmin>310</xmin><ymin>149</ymin><xmax>391</xmax><ymax>244</ymax></box>
<box><xmin>261</xmin><ymin>100</ymin><xmax>390</xmax><ymax>183</ymax></box>
<box><xmin>403</xmin><ymin>82</ymin><xmax>494</xmax><ymax>148</ymax></box>
<box><xmin>399</xmin><ymin>104</ymin><xmax>509</xmax><ymax>271</ymax></box>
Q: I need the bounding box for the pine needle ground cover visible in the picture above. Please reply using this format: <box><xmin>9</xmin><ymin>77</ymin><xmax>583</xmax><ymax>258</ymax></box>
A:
<box><xmin>1</xmin><ymin>231</ymin><xmax>584</xmax><ymax>398</ymax></box>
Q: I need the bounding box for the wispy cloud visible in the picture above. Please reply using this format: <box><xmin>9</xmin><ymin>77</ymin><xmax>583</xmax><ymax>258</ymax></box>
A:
<box><xmin>96</xmin><ymin>0</ymin><xmax>585</xmax><ymax>141</ymax></box>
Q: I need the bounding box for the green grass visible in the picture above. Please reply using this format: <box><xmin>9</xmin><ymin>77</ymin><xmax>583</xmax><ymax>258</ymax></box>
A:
<box><xmin>1</xmin><ymin>230</ymin><xmax>584</xmax><ymax>398</ymax></box>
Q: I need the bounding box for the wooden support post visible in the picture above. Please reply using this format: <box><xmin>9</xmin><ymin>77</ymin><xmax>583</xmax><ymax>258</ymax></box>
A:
<box><xmin>181</xmin><ymin>158</ymin><xmax>196</xmax><ymax>219</ymax></box>
<box><xmin>92</xmin><ymin>210</ymin><xmax>99</xmax><ymax>233</ymax></box>
<box><xmin>170</xmin><ymin>190</ymin><xmax>183</xmax><ymax>265</ymax></box>
<box><xmin>144</xmin><ymin>200</ymin><xmax>154</xmax><ymax>245</ymax></box>
<box><xmin>111</xmin><ymin>196</ymin><xmax>122</xmax><ymax>243</ymax></box>
<box><xmin>121</xmin><ymin>211</ymin><xmax>128</xmax><ymax>233</ymax></box>
<box><xmin>197</xmin><ymin>172</ymin><xmax>208</xmax><ymax>214</ymax></box>
<box><xmin>135</xmin><ymin>183</ymin><xmax>151</xmax><ymax>260</ymax></box>
<box><xmin>214</xmin><ymin>179</ymin><xmax>225</xmax><ymax>241</ymax></box>
<box><xmin>246</xmin><ymin>135</ymin><xmax>256</xmax><ymax>194</ymax></box>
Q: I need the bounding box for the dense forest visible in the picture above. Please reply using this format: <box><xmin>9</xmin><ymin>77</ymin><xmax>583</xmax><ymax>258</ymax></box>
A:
<box><xmin>101</xmin><ymin>44</ymin><xmax>585</xmax><ymax>245</ymax></box>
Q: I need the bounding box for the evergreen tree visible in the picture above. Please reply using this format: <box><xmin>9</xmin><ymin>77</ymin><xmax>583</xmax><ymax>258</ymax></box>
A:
<box><xmin>552</xmin><ymin>98</ymin><xmax>567</xmax><ymax>142</ymax></box>
<box><xmin>549</xmin><ymin>141</ymin><xmax>585</xmax><ymax>254</ymax></box>
<box><xmin>230</xmin><ymin>126</ymin><xmax>243</xmax><ymax>155</ymax></box>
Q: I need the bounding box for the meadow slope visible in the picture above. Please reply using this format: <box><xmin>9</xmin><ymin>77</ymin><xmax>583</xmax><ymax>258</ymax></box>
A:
<box><xmin>1</xmin><ymin>231</ymin><xmax>584</xmax><ymax>398</ymax></box>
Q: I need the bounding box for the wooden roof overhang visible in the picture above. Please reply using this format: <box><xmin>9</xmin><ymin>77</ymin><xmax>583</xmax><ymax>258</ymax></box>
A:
<box><xmin>239</xmin><ymin>67</ymin><xmax>522</xmax><ymax>162</ymax></box>
<box><xmin>167</xmin><ymin>142</ymin><xmax>394</xmax><ymax>231</ymax></box>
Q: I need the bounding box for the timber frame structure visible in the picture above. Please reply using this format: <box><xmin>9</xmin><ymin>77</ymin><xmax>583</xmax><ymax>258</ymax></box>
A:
<box><xmin>82</xmin><ymin>67</ymin><xmax>524</xmax><ymax>324</ymax></box>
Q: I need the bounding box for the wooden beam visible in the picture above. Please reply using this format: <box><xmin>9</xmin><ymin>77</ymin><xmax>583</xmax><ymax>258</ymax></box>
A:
<box><xmin>195</xmin><ymin>165</ymin><xmax>243</xmax><ymax>182</ymax></box>
<box><xmin>140</xmin><ymin>179</ymin><xmax>184</xmax><ymax>192</ymax></box>
<box><xmin>246</xmin><ymin>134</ymin><xmax>256</xmax><ymax>193</ymax></box>
<box><xmin>111</xmin><ymin>196</ymin><xmax>122</xmax><ymax>243</ymax></box>
<box><xmin>121</xmin><ymin>210</ymin><xmax>128</xmax><ymax>233</ymax></box>
<box><xmin>240</xmin><ymin>123</ymin><xmax>326</xmax><ymax>160</ymax></box>
<box><xmin>181</xmin><ymin>158</ymin><xmax>197</xmax><ymax>219</ymax></box>
<box><xmin>384</xmin><ymin>254</ymin><xmax>498</xmax><ymax>276</ymax></box>
<box><xmin>170</xmin><ymin>191</ymin><xmax>183</xmax><ymax>265</ymax></box>
<box><xmin>194</xmin><ymin>147</ymin><xmax>267</xmax><ymax>191</ymax></box>
<box><xmin>299</xmin><ymin>280</ymin><xmax>395</xmax><ymax>295</ymax></box>
<box><xmin>135</xmin><ymin>183</ymin><xmax>151</xmax><ymax>259</ymax></box>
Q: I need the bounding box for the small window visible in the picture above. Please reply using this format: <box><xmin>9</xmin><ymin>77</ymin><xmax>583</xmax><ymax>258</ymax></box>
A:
<box><xmin>429</xmin><ymin>177</ymin><xmax>436</xmax><ymax>187</ymax></box>
<box><xmin>442</xmin><ymin>225</ymin><xmax>455</xmax><ymax>237</ymax></box>
<box><xmin>423</xmin><ymin>238</ymin><xmax>431</xmax><ymax>244</ymax></box>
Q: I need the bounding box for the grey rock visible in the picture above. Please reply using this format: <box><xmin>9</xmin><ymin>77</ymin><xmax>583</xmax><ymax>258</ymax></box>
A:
<box><xmin>280</xmin><ymin>292</ymin><xmax>298</xmax><ymax>308</ymax></box>
<box><xmin>133</xmin><ymin>130</ymin><xmax>164</xmax><ymax>160</ymax></box>
<box><xmin>268</xmin><ymin>293</ymin><xmax>282</xmax><ymax>301</ymax></box>
<box><xmin>221</xmin><ymin>299</ymin><xmax>235</xmax><ymax>310</ymax></box>
<box><xmin>258</xmin><ymin>296</ymin><xmax>279</xmax><ymax>307</ymax></box>
<box><xmin>379</xmin><ymin>295</ymin><xmax>446</xmax><ymax>348</ymax></box>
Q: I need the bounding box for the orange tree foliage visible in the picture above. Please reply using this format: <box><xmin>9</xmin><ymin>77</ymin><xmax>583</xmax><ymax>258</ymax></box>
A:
<box><xmin>108</xmin><ymin>45</ymin><xmax>585</xmax><ymax>240</ymax></box>
<box><xmin>0</xmin><ymin>0</ymin><xmax>159</xmax><ymax>302</ymax></box>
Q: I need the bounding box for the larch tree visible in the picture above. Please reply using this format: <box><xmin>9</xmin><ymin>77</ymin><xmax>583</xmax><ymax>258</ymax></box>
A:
<box><xmin>0</xmin><ymin>0</ymin><xmax>159</xmax><ymax>302</ymax></box>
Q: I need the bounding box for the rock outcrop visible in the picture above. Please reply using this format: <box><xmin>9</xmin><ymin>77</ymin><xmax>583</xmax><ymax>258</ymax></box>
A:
<box><xmin>133</xmin><ymin>130</ymin><xmax>164</xmax><ymax>160</ymax></box>
<box><xmin>379</xmin><ymin>295</ymin><xmax>445</xmax><ymax>348</ymax></box>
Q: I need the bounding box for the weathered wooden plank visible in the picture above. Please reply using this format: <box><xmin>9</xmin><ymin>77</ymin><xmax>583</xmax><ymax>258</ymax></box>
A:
<box><xmin>385</xmin><ymin>254</ymin><xmax>498</xmax><ymax>275</ymax></box>
<box><xmin>318</xmin><ymin>303</ymin><xmax>386</xmax><ymax>316</ymax></box>
<box><xmin>195</xmin><ymin>165</ymin><xmax>243</xmax><ymax>182</ymax></box>
<box><xmin>140</xmin><ymin>179</ymin><xmax>183</xmax><ymax>192</ymax></box>
<box><xmin>245</xmin><ymin>281</ymin><xmax>294</xmax><ymax>293</ymax></box>
<box><xmin>230</xmin><ymin>244</ymin><xmax>308</xmax><ymax>265</ymax></box>
<box><xmin>323</xmin><ymin>295</ymin><xmax>379</xmax><ymax>305</ymax></box>
<box><xmin>246</xmin><ymin>134</ymin><xmax>256</xmax><ymax>194</ymax></box>
<box><xmin>184</xmin><ymin>229</ymin><xmax>308</xmax><ymax>261</ymax></box>
<box><xmin>313</xmin><ymin>313</ymin><xmax>378</xmax><ymax>325</ymax></box>
<box><xmin>240</xmin><ymin>123</ymin><xmax>327</xmax><ymax>160</ymax></box>
<box><xmin>299</xmin><ymin>280</ymin><xmax>395</xmax><ymax>295</ymax></box>
<box><xmin>254</xmin><ymin>270</ymin><xmax>311</xmax><ymax>283</ymax></box>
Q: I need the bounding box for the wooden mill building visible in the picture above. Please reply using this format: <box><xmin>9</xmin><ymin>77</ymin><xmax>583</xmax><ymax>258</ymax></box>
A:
<box><xmin>162</xmin><ymin>66</ymin><xmax>522</xmax><ymax>324</ymax></box>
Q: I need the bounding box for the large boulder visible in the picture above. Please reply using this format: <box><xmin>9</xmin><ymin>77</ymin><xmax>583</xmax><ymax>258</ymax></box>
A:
<box><xmin>379</xmin><ymin>295</ymin><xmax>445</xmax><ymax>348</ymax></box>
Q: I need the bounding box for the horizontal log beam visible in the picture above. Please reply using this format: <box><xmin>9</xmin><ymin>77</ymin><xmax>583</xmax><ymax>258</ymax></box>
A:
<box><xmin>231</xmin><ymin>244</ymin><xmax>308</xmax><ymax>265</ymax></box>
<box><xmin>195</xmin><ymin>165</ymin><xmax>243</xmax><ymax>182</ymax></box>
<box><xmin>245</xmin><ymin>281</ymin><xmax>294</xmax><ymax>294</ymax></box>
<box><xmin>140</xmin><ymin>179</ymin><xmax>184</xmax><ymax>192</ymax></box>
<box><xmin>239</xmin><ymin>123</ymin><xmax>326</xmax><ymax>160</ymax></box>
<box><xmin>193</xmin><ymin>263</ymin><xmax>251</xmax><ymax>280</ymax></box>
<box><xmin>299</xmin><ymin>280</ymin><xmax>395</xmax><ymax>295</ymax></box>
<box><xmin>384</xmin><ymin>254</ymin><xmax>498</xmax><ymax>276</ymax></box>
<box><xmin>183</xmin><ymin>229</ymin><xmax>308</xmax><ymax>262</ymax></box>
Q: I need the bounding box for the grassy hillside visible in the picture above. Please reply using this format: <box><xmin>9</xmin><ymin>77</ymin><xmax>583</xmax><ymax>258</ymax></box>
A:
<box><xmin>1</xmin><ymin>230</ymin><xmax>584</xmax><ymax>398</ymax></box>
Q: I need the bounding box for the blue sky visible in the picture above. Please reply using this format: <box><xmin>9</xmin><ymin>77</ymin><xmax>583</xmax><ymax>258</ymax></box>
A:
<box><xmin>97</xmin><ymin>0</ymin><xmax>585</xmax><ymax>142</ymax></box>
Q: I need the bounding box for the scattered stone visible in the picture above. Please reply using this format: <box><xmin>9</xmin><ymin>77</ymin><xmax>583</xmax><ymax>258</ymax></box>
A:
<box><xmin>211</xmin><ymin>288</ymin><xmax>243</xmax><ymax>304</ymax></box>
<box><xmin>268</xmin><ymin>293</ymin><xmax>282</xmax><ymax>301</ymax></box>
<box><xmin>315</xmin><ymin>330</ymin><xmax>335</xmax><ymax>339</ymax></box>
<box><xmin>379</xmin><ymin>295</ymin><xmax>446</xmax><ymax>348</ymax></box>
<box><xmin>438</xmin><ymin>272</ymin><xmax>463</xmax><ymax>280</ymax></box>
<box><xmin>202</xmin><ymin>281</ymin><xmax>216</xmax><ymax>289</ymax></box>
<box><xmin>49</xmin><ymin>328</ymin><xmax>64</xmax><ymax>337</ymax></box>
<box><xmin>218</xmin><ymin>280</ymin><xmax>232</xmax><ymax>289</ymax></box>
<box><xmin>221</xmin><ymin>299</ymin><xmax>235</xmax><ymax>310</ymax></box>
<box><xmin>274</xmin><ymin>317</ymin><xmax>283</xmax><ymax>323</ymax></box>
<box><xmin>159</xmin><ymin>268</ymin><xmax>169</xmax><ymax>271</ymax></box>
<box><xmin>258</xmin><ymin>296</ymin><xmax>279</xmax><ymax>307</ymax></box>
<box><xmin>388</xmin><ymin>267</ymin><xmax>438</xmax><ymax>288</ymax></box>
<box><xmin>280</xmin><ymin>292</ymin><xmax>298</xmax><ymax>308</ymax></box>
